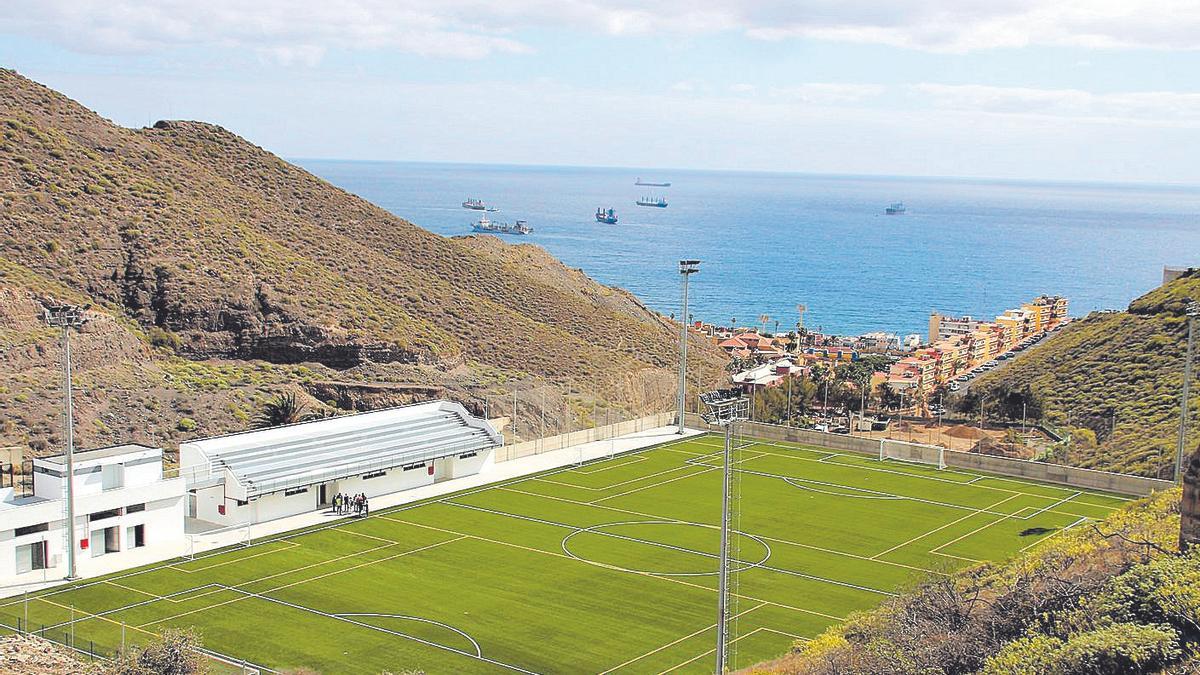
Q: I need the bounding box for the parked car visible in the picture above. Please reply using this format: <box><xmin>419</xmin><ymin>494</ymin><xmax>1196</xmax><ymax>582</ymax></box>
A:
<box><xmin>985</xmin><ymin>360</ymin><xmax>999</xmax><ymax>367</ymax></box>
<box><xmin>949</xmin><ymin>382</ymin><xmax>961</xmax><ymax>392</ymax></box>
<box><xmin>956</xmin><ymin>375</ymin><xmax>970</xmax><ymax>382</ymax></box>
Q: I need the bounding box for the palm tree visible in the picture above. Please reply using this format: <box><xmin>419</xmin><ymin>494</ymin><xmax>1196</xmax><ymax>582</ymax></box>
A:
<box><xmin>256</xmin><ymin>392</ymin><xmax>307</xmax><ymax>428</ymax></box>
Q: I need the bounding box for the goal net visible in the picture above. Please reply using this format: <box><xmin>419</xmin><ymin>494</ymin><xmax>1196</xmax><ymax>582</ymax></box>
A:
<box><xmin>880</xmin><ymin>438</ymin><xmax>946</xmax><ymax>469</ymax></box>
<box><xmin>184</xmin><ymin>523</ymin><xmax>252</xmax><ymax>561</ymax></box>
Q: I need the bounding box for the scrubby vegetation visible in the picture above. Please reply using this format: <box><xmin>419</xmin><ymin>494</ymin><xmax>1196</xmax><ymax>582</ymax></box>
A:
<box><xmin>748</xmin><ymin>489</ymin><xmax>1193</xmax><ymax>674</ymax></box>
<box><xmin>962</xmin><ymin>271</ymin><xmax>1200</xmax><ymax>477</ymax></box>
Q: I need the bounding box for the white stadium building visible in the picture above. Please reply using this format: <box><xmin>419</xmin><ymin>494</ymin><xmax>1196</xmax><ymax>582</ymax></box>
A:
<box><xmin>179</xmin><ymin>400</ymin><xmax>503</xmax><ymax>527</ymax></box>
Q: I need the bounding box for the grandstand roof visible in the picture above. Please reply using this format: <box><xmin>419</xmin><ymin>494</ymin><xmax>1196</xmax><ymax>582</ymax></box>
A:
<box><xmin>180</xmin><ymin>401</ymin><xmax>502</xmax><ymax>498</ymax></box>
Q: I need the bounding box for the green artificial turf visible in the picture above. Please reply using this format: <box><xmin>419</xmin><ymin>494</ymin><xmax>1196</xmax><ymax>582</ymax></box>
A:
<box><xmin>0</xmin><ymin>435</ymin><xmax>1132</xmax><ymax>673</ymax></box>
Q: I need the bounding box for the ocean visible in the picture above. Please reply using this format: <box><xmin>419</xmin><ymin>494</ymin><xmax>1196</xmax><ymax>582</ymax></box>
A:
<box><xmin>296</xmin><ymin>160</ymin><xmax>1200</xmax><ymax>338</ymax></box>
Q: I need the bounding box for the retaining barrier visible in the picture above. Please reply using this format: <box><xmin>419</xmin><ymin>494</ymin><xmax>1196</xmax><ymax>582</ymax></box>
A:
<box><xmin>497</xmin><ymin>411</ymin><xmax>675</xmax><ymax>463</ymax></box>
<box><xmin>684</xmin><ymin>413</ymin><xmax>1172</xmax><ymax>497</ymax></box>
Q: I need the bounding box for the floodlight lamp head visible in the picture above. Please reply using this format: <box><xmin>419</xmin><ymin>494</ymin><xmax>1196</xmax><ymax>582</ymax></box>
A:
<box><xmin>678</xmin><ymin>260</ymin><xmax>701</xmax><ymax>275</ymax></box>
<box><xmin>43</xmin><ymin>303</ymin><xmax>87</xmax><ymax>328</ymax></box>
<box><xmin>1187</xmin><ymin>301</ymin><xmax>1200</xmax><ymax>318</ymax></box>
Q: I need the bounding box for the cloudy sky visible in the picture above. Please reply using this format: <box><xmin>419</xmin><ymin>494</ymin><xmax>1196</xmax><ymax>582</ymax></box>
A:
<box><xmin>3</xmin><ymin>0</ymin><xmax>1200</xmax><ymax>182</ymax></box>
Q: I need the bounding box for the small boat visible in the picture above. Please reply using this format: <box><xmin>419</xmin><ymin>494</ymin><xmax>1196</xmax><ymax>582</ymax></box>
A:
<box><xmin>635</xmin><ymin>178</ymin><xmax>671</xmax><ymax>187</ymax></box>
<box><xmin>885</xmin><ymin>202</ymin><xmax>906</xmax><ymax>215</ymax></box>
<box><xmin>595</xmin><ymin>207</ymin><xmax>618</xmax><ymax>224</ymax></box>
<box><xmin>471</xmin><ymin>216</ymin><xmax>532</xmax><ymax>235</ymax></box>
<box><xmin>462</xmin><ymin>198</ymin><xmax>493</xmax><ymax>211</ymax></box>
<box><xmin>636</xmin><ymin>196</ymin><xmax>668</xmax><ymax>208</ymax></box>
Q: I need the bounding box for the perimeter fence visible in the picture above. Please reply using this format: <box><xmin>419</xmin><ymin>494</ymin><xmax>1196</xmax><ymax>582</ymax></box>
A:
<box><xmin>684</xmin><ymin>414</ymin><xmax>1172</xmax><ymax>497</ymax></box>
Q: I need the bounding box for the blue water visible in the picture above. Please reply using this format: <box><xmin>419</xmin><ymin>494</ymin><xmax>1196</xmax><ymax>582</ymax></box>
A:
<box><xmin>296</xmin><ymin>160</ymin><xmax>1200</xmax><ymax>337</ymax></box>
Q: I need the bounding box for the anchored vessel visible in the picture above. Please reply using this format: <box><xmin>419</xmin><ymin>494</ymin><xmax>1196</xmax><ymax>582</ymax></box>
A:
<box><xmin>471</xmin><ymin>216</ymin><xmax>532</xmax><ymax>235</ymax></box>
<box><xmin>635</xmin><ymin>178</ymin><xmax>671</xmax><ymax>187</ymax></box>
<box><xmin>462</xmin><ymin>198</ymin><xmax>498</xmax><ymax>211</ymax></box>
<box><xmin>595</xmin><ymin>207</ymin><xmax>618</xmax><ymax>224</ymax></box>
<box><xmin>636</xmin><ymin>196</ymin><xmax>668</xmax><ymax>208</ymax></box>
<box><xmin>885</xmin><ymin>202</ymin><xmax>906</xmax><ymax>215</ymax></box>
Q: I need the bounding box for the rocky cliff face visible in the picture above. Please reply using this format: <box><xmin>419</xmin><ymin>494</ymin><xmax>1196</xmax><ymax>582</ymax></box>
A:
<box><xmin>0</xmin><ymin>69</ymin><xmax>726</xmax><ymax>454</ymax></box>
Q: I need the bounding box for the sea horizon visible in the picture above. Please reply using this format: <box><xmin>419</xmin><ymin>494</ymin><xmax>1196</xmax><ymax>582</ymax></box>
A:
<box><xmin>297</xmin><ymin>158</ymin><xmax>1200</xmax><ymax>338</ymax></box>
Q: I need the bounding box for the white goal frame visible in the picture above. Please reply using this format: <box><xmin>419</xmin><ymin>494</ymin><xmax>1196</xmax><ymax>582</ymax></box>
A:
<box><xmin>879</xmin><ymin>438</ymin><xmax>946</xmax><ymax>470</ymax></box>
<box><xmin>184</xmin><ymin>523</ymin><xmax>252</xmax><ymax>561</ymax></box>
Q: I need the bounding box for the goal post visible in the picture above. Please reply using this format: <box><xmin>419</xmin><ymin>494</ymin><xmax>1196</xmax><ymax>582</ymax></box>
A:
<box><xmin>183</xmin><ymin>522</ymin><xmax>253</xmax><ymax>561</ymax></box>
<box><xmin>880</xmin><ymin>438</ymin><xmax>946</xmax><ymax>469</ymax></box>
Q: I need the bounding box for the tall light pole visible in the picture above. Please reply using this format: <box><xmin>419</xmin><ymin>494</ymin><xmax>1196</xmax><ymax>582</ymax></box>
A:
<box><xmin>699</xmin><ymin>388</ymin><xmax>749</xmax><ymax>675</ymax></box>
<box><xmin>44</xmin><ymin>304</ymin><xmax>87</xmax><ymax>580</ymax></box>
<box><xmin>677</xmin><ymin>260</ymin><xmax>701</xmax><ymax>435</ymax></box>
<box><xmin>1175</xmin><ymin>301</ymin><xmax>1200</xmax><ymax>482</ymax></box>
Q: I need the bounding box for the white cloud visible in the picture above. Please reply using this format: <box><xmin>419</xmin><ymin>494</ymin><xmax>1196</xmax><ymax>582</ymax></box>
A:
<box><xmin>4</xmin><ymin>0</ymin><xmax>1199</xmax><ymax>61</ymax></box>
<box><xmin>767</xmin><ymin>83</ymin><xmax>887</xmax><ymax>105</ymax></box>
<box><xmin>914</xmin><ymin>83</ymin><xmax>1200</xmax><ymax>125</ymax></box>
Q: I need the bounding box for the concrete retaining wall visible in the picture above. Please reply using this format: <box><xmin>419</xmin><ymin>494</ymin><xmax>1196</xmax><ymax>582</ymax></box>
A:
<box><xmin>498</xmin><ymin>412</ymin><xmax>676</xmax><ymax>463</ymax></box>
<box><xmin>684</xmin><ymin>414</ymin><xmax>1171</xmax><ymax>497</ymax></box>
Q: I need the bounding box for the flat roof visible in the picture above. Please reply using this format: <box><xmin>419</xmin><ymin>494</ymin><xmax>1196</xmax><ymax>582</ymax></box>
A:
<box><xmin>182</xmin><ymin>401</ymin><xmax>502</xmax><ymax>498</ymax></box>
<box><xmin>36</xmin><ymin>443</ymin><xmax>160</xmax><ymax>467</ymax></box>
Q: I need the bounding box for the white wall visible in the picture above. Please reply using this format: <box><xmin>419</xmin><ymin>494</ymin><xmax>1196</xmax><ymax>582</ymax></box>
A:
<box><xmin>0</xmin><ymin>479</ymin><xmax>186</xmax><ymax>588</ymax></box>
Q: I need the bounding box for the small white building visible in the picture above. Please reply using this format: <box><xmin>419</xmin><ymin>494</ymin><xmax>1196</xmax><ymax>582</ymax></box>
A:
<box><xmin>0</xmin><ymin>444</ymin><xmax>186</xmax><ymax>586</ymax></box>
<box><xmin>180</xmin><ymin>401</ymin><xmax>503</xmax><ymax>528</ymax></box>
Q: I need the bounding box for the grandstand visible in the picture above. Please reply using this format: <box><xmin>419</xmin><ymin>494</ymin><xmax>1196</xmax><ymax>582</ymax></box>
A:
<box><xmin>179</xmin><ymin>401</ymin><xmax>502</xmax><ymax>527</ymax></box>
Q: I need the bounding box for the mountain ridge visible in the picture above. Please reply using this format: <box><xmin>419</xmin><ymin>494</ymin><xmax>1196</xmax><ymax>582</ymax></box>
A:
<box><xmin>0</xmin><ymin>68</ymin><xmax>722</xmax><ymax>454</ymax></box>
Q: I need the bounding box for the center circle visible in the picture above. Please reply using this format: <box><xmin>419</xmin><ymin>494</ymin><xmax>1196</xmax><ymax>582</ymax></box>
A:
<box><xmin>560</xmin><ymin>520</ymin><xmax>771</xmax><ymax>577</ymax></box>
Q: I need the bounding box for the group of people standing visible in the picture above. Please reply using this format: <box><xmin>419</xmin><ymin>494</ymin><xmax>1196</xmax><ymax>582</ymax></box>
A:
<box><xmin>333</xmin><ymin>492</ymin><xmax>369</xmax><ymax>517</ymax></box>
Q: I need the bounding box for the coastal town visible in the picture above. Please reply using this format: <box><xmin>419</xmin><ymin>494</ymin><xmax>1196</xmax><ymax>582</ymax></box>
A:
<box><xmin>699</xmin><ymin>295</ymin><xmax>1070</xmax><ymax>444</ymax></box>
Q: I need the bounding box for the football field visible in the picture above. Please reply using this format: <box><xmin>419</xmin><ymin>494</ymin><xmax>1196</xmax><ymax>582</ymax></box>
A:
<box><xmin>0</xmin><ymin>434</ymin><xmax>1131</xmax><ymax>673</ymax></box>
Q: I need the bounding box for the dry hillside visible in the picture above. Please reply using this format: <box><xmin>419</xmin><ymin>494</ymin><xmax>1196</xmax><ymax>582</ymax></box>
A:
<box><xmin>0</xmin><ymin>68</ymin><xmax>724</xmax><ymax>457</ymax></box>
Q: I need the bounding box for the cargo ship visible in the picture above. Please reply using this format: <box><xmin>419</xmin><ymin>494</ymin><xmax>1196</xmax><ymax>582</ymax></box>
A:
<box><xmin>595</xmin><ymin>207</ymin><xmax>618</xmax><ymax>224</ymax></box>
<box><xmin>462</xmin><ymin>198</ymin><xmax>498</xmax><ymax>212</ymax></box>
<box><xmin>471</xmin><ymin>216</ymin><xmax>532</xmax><ymax>235</ymax></box>
<box><xmin>885</xmin><ymin>202</ymin><xmax>906</xmax><ymax>215</ymax></box>
<box><xmin>636</xmin><ymin>196</ymin><xmax>668</xmax><ymax>208</ymax></box>
<box><xmin>635</xmin><ymin>178</ymin><xmax>671</xmax><ymax>187</ymax></box>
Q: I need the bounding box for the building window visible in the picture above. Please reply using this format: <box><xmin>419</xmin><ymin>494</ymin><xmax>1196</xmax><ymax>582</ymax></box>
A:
<box><xmin>89</xmin><ymin>508</ymin><xmax>121</xmax><ymax>522</ymax></box>
<box><xmin>126</xmin><ymin>503</ymin><xmax>146</xmax><ymax>514</ymax></box>
<box><xmin>126</xmin><ymin>524</ymin><xmax>145</xmax><ymax>549</ymax></box>
<box><xmin>15</xmin><ymin>541</ymin><xmax>47</xmax><ymax>574</ymax></box>
<box><xmin>458</xmin><ymin>451</ymin><xmax>478</xmax><ymax>459</ymax></box>
<box><xmin>15</xmin><ymin>522</ymin><xmax>49</xmax><ymax>536</ymax></box>
<box><xmin>284</xmin><ymin>487</ymin><xmax>308</xmax><ymax>496</ymax></box>
<box><xmin>362</xmin><ymin>471</ymin><xmax>386</xmax><ymax>480</ymax></box>
<box><xmin>402</xmin><ymin>462</ymin><xmax>426</xmax><ymax>471</ymax></box>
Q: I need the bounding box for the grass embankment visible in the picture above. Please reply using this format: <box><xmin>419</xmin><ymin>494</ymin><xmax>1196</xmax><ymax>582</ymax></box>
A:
<box><xmin>748</xmin><ymin>488</ymin><xmax>1191</xmax><ymax>674</ymax></box>
<box><xmin>964</xmin><ymin>270</ymin><xmax>1200</xmax><ymax>477</ymax></box>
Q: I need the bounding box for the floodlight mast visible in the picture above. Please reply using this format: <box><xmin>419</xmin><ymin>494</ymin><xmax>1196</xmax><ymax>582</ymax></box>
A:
<box><xmin>700</xmin><ymin>388</ymin><xmax>749</xmax><ymax>674</ymax></box>
<box><xmin>677</xmin><ymin>260</ymin><xmax>701</xmax><ymax>435</ymax></box>
<box><xmin>44</xmin><ymin>304</ymin><xmax>87</xmax><ymax>580</ymax></box>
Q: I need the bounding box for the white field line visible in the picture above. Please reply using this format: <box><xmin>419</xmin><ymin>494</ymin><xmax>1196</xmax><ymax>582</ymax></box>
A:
<box><xmin>168</xmin><ymin>540</ymin><xmax>302</xmax><ymax>574</ymax></box>
<box><xmin>536</xmin><ymin>464</ymin><xmax>700</xmax><ymax>491</ymax></box>
<box><xmin>380</xmin><ymin>513</ymin><xmax>847</xmax><ymax>622</ymax></box>
<box><xmin>334</xmin><ymin>612</ymin><xmax>483</xmax><ymax>657</ymax></box>
<box><xmin>448</xmin><ymin>501</ymin><xmax>894</xmax><ymax>596</ymax></box>
<box><xmin>817</xmin><ymin>453</ymin><xmax>840</xmax><ymax>463</ymax></box>
<box><xmin>658</xmin><ymin>624</ymin><xmax>804</xmax><ymax>674</ymax></box>
<box><xmin>597</xmin><ymin>603</ymin><xmax>765</xmax><ymax>674</ymax></box>
<box><xmin>691</xmin><ymin>437</ymin><xmax>1132</xmax><ymax>505</ymax></box>
<box><xmin>570</xmin><ymin>454</ymin><xmax>649</xmax><ymax>474</ymax></box>
<box><xmin>1019</xmin><ymin>516</ymin><xmax>1089</xmax><ymax>553</ymax></box>
<box><xmin>136</xmin><ymin>537</ymin><xmax>466</xmax><ymax>629</ymax></box>
<box><xmin>782</xmin><ymin>477</ymin><xmax>905</xmax><ymax>500</ymax></box>
<box><xmin>870</xmin><ymin>494</ymin><xmax>1022</xmax><ymax>560</ymax></box>
<box><xmin>707</xmin><ymin>456</ymin><xmax>1089</xmax><ymax>522</ymax></box>
<box><xmin>221</xmin><ymin>587</ymin><xmax>535</xmax><ymax>673</ymax></box>
<box><xmin>497</xmin><ymin>485</ymin><xmax>943</xmax><ymax>576</ymax></box>
<box><xmin>588</xmin><ymin>467</ymin><xmax>718</xmax><ymax>504</ymax></box>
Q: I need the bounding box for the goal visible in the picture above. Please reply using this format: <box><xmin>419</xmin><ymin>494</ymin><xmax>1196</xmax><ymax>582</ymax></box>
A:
<box><xmin>183</xmin><ymin>523</ymin><xmax>252</xmax><ymax>561</ymax></box>
<box><xmin>879</xmin><ymin>438</ymin><xmax>946</xmax><ymax>470</ymax></box>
